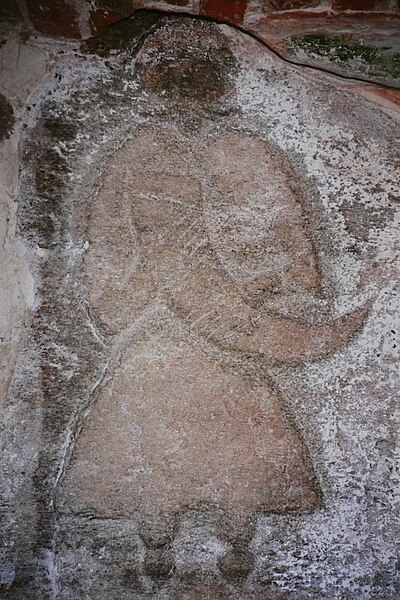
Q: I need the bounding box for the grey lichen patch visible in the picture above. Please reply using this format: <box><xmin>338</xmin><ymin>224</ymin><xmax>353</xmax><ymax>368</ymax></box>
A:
<box><xmin>289</xmin><ymin>34</ymin><xmax>400</xmax><ymax>83</ymax></box>
<box><xmin>340</xmin><ymin>200</ymin><xmax>398</xmax><ymax>243</ymax></box>
<box><xmin>81</xmin><ymin>10</ymin><xmax>166</xmax><ymax>58</ymax></box>
<box><xmin>0</xmin><ymin>93</ymin><xmax>15</xmax><ymax>141</ymax></box>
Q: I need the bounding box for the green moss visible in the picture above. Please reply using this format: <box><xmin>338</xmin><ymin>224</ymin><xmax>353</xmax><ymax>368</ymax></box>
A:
<box><xmin>289</xmin><ymin>35</ymin><xmax>378</xmax><ymax>64</ymax></box>
<box><xmin>289</xmin><ymin>34</ymin><xmax>400</xmax><ymax>81</ymax></box>
<box><xmin>391</xmin><ymin>54</ymin><xmax>400</xmax><ymax>79</ymax></box>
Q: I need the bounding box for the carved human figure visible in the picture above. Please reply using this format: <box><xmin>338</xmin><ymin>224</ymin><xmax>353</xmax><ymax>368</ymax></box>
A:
<box><xmin>57</xmin><ymin>128</ymin><xmax>367</xmax><ymax>579</ymax></box>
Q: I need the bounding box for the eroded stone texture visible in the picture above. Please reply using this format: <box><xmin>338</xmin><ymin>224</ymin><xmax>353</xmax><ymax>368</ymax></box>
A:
<box><xmin>168</xmin><ymin>582</ymin><xmax>290</xmax><ymax>599</ymax></box>
<box><xmin>200</xmin><ymin>0</ymin><xmax>248</xmax><ymax>23</ymax></box>
<box><xmin>17</xmin><ymin>0</ymin><xmax>400</xmax><ymax>96</ymax></box>
<box><xmin>165</xmin><ymin>0</ymin><xmax>190</xmax><ymax>5</ymax></box>
<box><xmin>136</xmin><ymin>17</ymin><xmax>235</xmax><ymax>102</ymax></box>
<box><xmin>4</xmin><ymin>11</ymin><xmax>400</xmax><ymax>600</ymax></box>
<box><xmin>0</xmin><ymin>0</ymin><xmax>22</xmax><ymax>23</ymax></box>
<box><xmin>332</xmin><ymin>0</ymin><xmax>396</xmax><ymax>10</ymax></box>
<box><xmin>58</xmin><ymin>95</ymin><xmax>366</xmax><ymax>581</ymax></box>
<box><xmin>263</xmin><ymin>1</ymin><xmax>322</xmax><ymax>10</ymax></box>
<box><xmin>59</xmin><ymin>320</ymin><xmax>320</xmax><ymax>518</ymax></box>
<box><xmin>82</xmin><ymin>10</ymin><xmax>165</xmax><ymax>57</ymax></box>
<box><xmin>87</xmin><ymin>0</ymin><xmax>134</xmax><ymax>36</ymax></box>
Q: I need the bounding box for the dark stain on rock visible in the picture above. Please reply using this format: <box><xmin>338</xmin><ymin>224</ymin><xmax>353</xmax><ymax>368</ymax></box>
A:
<box><xmin>341</xmin><ymin>199</ymin><xmax>397</xmax><ymax>242</ymax></box>
<box><xmin>143</xmin><ymin>546</ymin><xmax>176</xmax><ymax>580</ymax></box>
<box><xmin>82</xmin><ymin>10</ymin><xmax>166</xmax><ymax>58</ymax></box>
<box><xmin>19</xmin><ymin>109</ymin><xmax>78</xmax><ymax>247</ymax></box>
<box><xmin>120</xmin><ymin>566</ymin><xmax>142</xmax><ymax>590</ymax></box>
<box><xmin>55</xmin><ymin>517</ymin><xmax>145</xmax><ymax>595</ymax></box>
<box><xmin>15</xmin><ymin>99</ymin><xmax>101</xmax><ymax>581</ymax></box>
<box><xmin>0</xmin><ymin>0</ymin><xmax>22</xmax><ymax>23</ymax></box>
<box><xmin>44</xmin><ymin>116</ymin><xmax>77</xmax><ymax>141</ymax></box>
<box><xmin>153</xmin><ymin>50</ymin><xmax>234</xmax><ymax>101</ymax></box>
<box><xmin>0</xmin><ymin>94</ymin><xmax>15</xmax><ymax>141</ymax></box>
<box><xmin>137</xmin><ymin>18</ymin><xmax>236</xmax><ymax>104</ymax></box>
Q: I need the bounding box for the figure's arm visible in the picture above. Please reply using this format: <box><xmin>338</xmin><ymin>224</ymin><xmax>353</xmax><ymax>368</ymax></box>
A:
<box><xmin>84</xmin><ymin>174</ymin><xmax>156</xmax><ymax>336</ymax></box>
<box><xmin>165</xmin><ymin>248</ymin><xmax>369</xmax><ymax>365</ymax></box>
<box><xmin>243</xmin><ymin>304</ymin><xmax>369</xmax><ymax>364</ymax></box>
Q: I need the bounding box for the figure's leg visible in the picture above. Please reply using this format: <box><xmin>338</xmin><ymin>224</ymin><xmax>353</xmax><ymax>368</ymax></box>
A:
<box><xmin>140</xmin><ymin>513</ymin><xmax>177</xmax><ymax>580</ymax></box>
<box><xmin>216</xmin><ymin>514</ymin><xmax>256</xmax><ymax>583</ymax></box>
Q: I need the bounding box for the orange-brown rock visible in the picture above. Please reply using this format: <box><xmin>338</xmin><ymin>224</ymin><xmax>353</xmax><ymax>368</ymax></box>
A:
<box><xmin>200</xmin><ymin>0</ymin><xmax>248</xmax><ymax>23</ymax></box>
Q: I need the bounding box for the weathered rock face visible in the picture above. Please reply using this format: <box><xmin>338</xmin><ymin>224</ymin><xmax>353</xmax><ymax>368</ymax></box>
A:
<box><xmin>25</xmin><ymin>0</ymin><xmax>81</xmax><ymax>39</ymax></box>
<box><xmin>1</xmin><ymin>10</ymin><xmax>399</xmax><ymax>600</ymax></box>
<box><xmin>9</xmin><ymin>0</ymin><xmax>400</xmax><ymax>91</ymax></box>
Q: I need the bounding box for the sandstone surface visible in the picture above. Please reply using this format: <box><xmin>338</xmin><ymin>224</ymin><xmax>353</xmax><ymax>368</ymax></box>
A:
<box><xmin>0</xmin><ymin>10</ymin><xmax>399</xmax><ymax>600</ymax></box>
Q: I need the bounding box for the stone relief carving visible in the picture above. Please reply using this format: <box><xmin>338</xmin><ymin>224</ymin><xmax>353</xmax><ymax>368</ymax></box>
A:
<box><xmin>3</xmin><ymin>9</ymin><xmax>397</xmax><ymax>597</ymax></box>
<box><xmin>56</xmin><ymin>125</ymin><xmax>367</xmax><ymax>578</ymax></box>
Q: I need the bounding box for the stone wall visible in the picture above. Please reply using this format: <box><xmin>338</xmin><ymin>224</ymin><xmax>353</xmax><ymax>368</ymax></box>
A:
<box><xmin>0</xmin><ymin>3</ymin><xmax>399</xmax><ymax>600</ymax></box>
<box><xmin>3</xmin><ymin>0</ymin><xmax>400</xmax><ymax>89</ymax></box>
<box><xmin>11</xmin><ymin>1</ymin><xmax>400</xmax><ymax>39</ymax></box>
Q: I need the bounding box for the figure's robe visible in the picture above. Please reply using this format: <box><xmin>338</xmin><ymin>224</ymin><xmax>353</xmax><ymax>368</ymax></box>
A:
<box><xmin>58</xmin><ymin>318</ymin><xmax>320</xmax><ymax>520</ymax></box>
<box><xmin>57</xmin><ymin>128</ymin><xmax>366</xmax><ymax>524</ymax></box>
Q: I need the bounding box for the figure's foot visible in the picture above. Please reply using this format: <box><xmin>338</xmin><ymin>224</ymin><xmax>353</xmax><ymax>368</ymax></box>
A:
<box><xmin>143</xmin><ymin>545</ymin><xmax>175</xmax><ymax>580</ymax></box>
<box><xmin>218</xmin><ymin>544</ymin><xmax>254</xmax><ymax>582</ymax></box>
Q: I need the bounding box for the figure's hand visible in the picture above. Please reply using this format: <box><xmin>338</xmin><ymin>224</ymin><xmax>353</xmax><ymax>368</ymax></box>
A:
<box><xmin>166</xmin><ymin>255</ymin><xmax>370</xmax><ymax>365</ymax></box>
<box><xmin>227</xmin><ymin>303</ymin><xmax>370</xmax><ymax>364</ymax></box>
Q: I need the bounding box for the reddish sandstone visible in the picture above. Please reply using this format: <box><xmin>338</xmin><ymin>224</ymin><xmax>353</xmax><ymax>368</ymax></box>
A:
<box><xmin>265</xmin><ymin>0</ymin><xmax>322</xmax><ymax>10</ymax></box>
<box><xmin>332</xmin><ymin>0</ymin><xmax>395</xmax><ymax>10</ymax></box>
<box><xmin>200</xmin><ymin>0</ymin><xmax>248</xmax><ymax>23</ymax></box>
<box><xmin>86</xmin><ymin>0</ymin><xmax>133</xmax><ymax>36</ymax></box>
<box><xmin>26</xmin><ymin>0</ymin><xmax>81</xmax><ymax>38</ymax></box>
<box><xmin>362</xmin><ymin>86</ymin><xmax>400</xmax><ymax>110</ymax></box>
